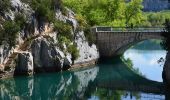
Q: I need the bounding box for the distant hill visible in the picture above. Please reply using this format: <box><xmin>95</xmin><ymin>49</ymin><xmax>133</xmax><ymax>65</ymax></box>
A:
<box><xmin>126</xmin><ymin>0</ymin><xmax>170</xmax><ymax>11</ymax></box>
<box><xmin>143</xmin><ymin>0</ymin><xmax>170</xmax><ymax>11</ymax></box>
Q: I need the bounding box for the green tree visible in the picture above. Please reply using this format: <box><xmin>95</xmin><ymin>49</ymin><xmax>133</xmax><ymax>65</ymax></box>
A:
<box><xmin>162</xmin><ymin>19</ymin><xmax>170</xmax><ymax>50</ymax></box>
<box><xmin>0</xmin><ymin>0</ymin><xmax>11</xmax><ymax>12</ymax></box>
<box><xmin>2</xmin><ymin>21</ymin><xmax>20</xmax><ymax>46</ymax></box>
<box><xmin>125</xmin><ymin>0</ymin><xmax>143</xmax><ymax>27</ymax></box>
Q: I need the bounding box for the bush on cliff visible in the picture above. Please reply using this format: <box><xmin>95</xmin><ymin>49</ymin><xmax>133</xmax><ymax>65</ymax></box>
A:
<box><xmin>30</xmin><ymin>0</ymin><xmax>56</xmax><ymax>22</ymax></box>
<box><xmin>14</xmin><ymin>13</ymin><xmax>27</xmax><ymax>29</ymax></box>
<box><xmin>54</xmin><ymin>20</ymin><xmax>73</xmax><ymax>41</ymax></box>
<box><xmin>68</xmin><ymin>43</ymin><xmax>79</xmax><ymax>62</ymax></box>
<box><xmin>1</xmin><ymin>21</ymin><xmax>20</xmax><ymax>46</ymax></box>
<box><xmin>0</xmin><ymin>0</ymin><xmax>11</xmax><ymax>13</ymax></box>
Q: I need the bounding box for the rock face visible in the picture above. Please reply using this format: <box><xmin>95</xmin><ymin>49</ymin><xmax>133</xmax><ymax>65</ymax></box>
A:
<box><xmin>56</xmin><ymin>10</ymin><xmax>99</xmax><ymax>64</ymax></box>
<box><xmin>0</xmin><ymin>43</ymin><xmax>11</xmax><ymax>64</ymax></box>
<box><xmin>31</xmin><ymin>36</ymin><xmax>65</xmax><ymax>71</ymax></box>
<box><xmin>163</xmin><ymin>51</ymin><xmax>170</xmax><ymax>87</ymax></box>
<box><xmin>74</xmin><ymin>31</ymin><xmax>99</xmax><ymax>64</ymax></box>
<box><xmin>15</xmin><ymin>52</ymin><xmax>34</xmax><ymax>75</ymax></box>
<box><xmin>0</xmin><ymin>0</ymin><xmax>99</xmax><ymax>77</ymax></box>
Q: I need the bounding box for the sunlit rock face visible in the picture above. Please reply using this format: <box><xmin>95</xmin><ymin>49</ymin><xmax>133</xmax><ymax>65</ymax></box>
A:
<box><xmin>74</xmin><ymin>31</ymin><xmax>99</xmax><ymax>64</ymax></box>
<box><xmin>0</xmin><ymin>0</ymin><xmax>99</xmax><ymax>76</ymax></box>
<box><xmin>56</xmin><ymin>9</ymin><xmax>99</xmax><ymax>64</ymax></box>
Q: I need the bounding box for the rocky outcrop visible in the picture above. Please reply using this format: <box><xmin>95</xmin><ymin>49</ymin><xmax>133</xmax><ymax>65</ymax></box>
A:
<box><xmin>74</xmin><ymin>31</ymin><xmax>99</xmax><ymax>64</ymax></box>
<box><xmin>56</xmin><ymin>10</ymin><xmax>99</xmax><ymax>65</ymax></box>
<box><xmin>0</xmin><ymin>42</ymin><xmax>11</xmax><ymax>65</ymax></box>
<box><xmin>15</xmin><ymin>52</ymin><xmax>33</xmax><ymax>75</ymax></box>
<box><xmin>0</xmin><ymin>0</ymin><xmax>99</xmax><ymax>77</ymax></box>
<box><xmin>31</xmin><ymin>36</ymin><xmax>65</xmax><ymax>71</ymax></box>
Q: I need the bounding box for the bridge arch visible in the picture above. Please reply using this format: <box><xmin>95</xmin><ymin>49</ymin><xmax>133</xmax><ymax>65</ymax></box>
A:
<box><xmin>92</xmin><ymin>27</ymin><xmax>164</xmax><ymax>57</ymax></box>
<box><xmin>113</xmin><ymin>38</ymin><xmax>163</xmax><ymax>55</ymax></box>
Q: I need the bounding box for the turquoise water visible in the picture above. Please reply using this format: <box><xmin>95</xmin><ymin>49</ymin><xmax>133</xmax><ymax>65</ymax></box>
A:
<box><xmin>0</xmin><ymin>40</ymin><xmax>167</xmax><ymax>100</ymax></box>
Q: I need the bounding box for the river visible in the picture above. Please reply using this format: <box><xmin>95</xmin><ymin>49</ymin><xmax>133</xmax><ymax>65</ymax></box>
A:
<box><xmin>0</xmin><ymin>40</ymin><xmax>167</xmax><ymax>100</ymax></box>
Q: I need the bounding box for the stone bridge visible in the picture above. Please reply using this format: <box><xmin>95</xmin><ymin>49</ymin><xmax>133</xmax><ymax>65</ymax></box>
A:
<box><xmin>92</xmin><ymin>26</ymin><xmax>164</xmax><ymax>57</ymax></box>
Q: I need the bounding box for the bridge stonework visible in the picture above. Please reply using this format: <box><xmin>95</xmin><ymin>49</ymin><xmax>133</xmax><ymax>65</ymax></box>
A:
<box><xmin>92</xmin><ymin>27</ymin><xmax>164</xmax><ymax>57</ymax></box>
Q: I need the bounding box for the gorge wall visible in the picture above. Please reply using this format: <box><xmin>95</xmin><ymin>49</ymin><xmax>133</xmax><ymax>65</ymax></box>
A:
<box><xmin>0</xmin><ymin>0</ymin><xmax>99</xmax><ymax>77</ymax></box>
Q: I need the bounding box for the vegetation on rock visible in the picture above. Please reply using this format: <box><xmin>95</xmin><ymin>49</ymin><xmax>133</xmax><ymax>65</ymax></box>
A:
<box><xmin>162</xmin><ymin>19</ymin><xmax>170</xmax><ymax>50</ymax></box>
<box><xmin>0</xmin><ymin>21</ymin><xmax>20</xmax><ymax>46</ymax></box>
<box><xmin>0</xmin><ymin>0</ymin><xmax>11</xmax><ymax>13</ymax></box>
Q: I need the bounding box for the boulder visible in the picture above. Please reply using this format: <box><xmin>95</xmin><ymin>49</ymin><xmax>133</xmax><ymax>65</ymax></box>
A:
<box><xmin>15</xmin><ymin>52</ymin><xmax>34</xmax><ymax>75</ymax></box>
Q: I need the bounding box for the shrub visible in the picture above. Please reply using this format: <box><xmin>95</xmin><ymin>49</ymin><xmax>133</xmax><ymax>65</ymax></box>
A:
<box><xmin>2</xmin><ymin>21</ymin><xmax>20</xmax><ymax>46</ymax></box>
<box><xmin>31</xmin><ymin>0</ymin><xmax>56</xmax><ymax>22</ymax></box>
<box><xmin>54</xmin><ymin>20</ymin><xmax>73</xmax><ymax>40</ymax></box>
<box><xmin>84</xmin><ymin>27</ymin><xmax>95</xmax><ymax>46</ymax></box>
<box><xmin>0</xmin><ymin>0</ymin><xmax>11</xmax><ymax>12</ymax></box>
<box><xmin>15</xmin><ymin>13</ymin><xmax>26</xmax><ymax>29</ymax></box>
<box><xmin>68</xmin><ymin>43</ymin><xmax>79</xmax><ymax>62</ymax></box>
<box><xmin>75</xmin><ymin>14</ymin><xmax>87</xmax><ymax>31</ymax></box>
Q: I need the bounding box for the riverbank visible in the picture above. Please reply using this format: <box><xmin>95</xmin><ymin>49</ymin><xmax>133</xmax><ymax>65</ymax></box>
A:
<box><xmin>69</xmin><ymin>59</ymin><xmax>98</xmax><ymax>71</ymax></box>
<box><xmin>0</xmin><ymin>59</ymin><xmax>98</xmax><ymax>79</ymax></box>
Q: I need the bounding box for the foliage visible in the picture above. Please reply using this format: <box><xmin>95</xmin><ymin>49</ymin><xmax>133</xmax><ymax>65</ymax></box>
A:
<box><xmin>0</xmin><ymin>0</ymin><xmax>11</xmax><ymax>12</ymax></box>
<box><xmin>30</xmin><ymin>0</ymin><xmax>56</xmax><ymax>22</ymax></box>
<box><xmin>162</xmin><ymin>19</ymin><xmax>170</xmax><ymax>50</ymax></box>
<box><xmin>125</xmin><ymin>0</ymin><xmax>144</xmax><ymax>27</ymax></box>
<box><xmin>1</xmin><ymin>21</ymin><xmax>20</xmax><ymax>46</ymax></box>
<box><xmin>14</xmin><ymin>13</ymin><xmax>27</xmax><ymax>29</ymax></box>
<box><xmin>68</xmin><ymin>43</ymin><xmax>79</xmax><ymax>61</ymax></box>
<box><xmin>75</xmin><ymin>14</ymin><xmax>87</xmax><ymax>31</ymax></box>
<box><xmin>144</xmin><ymin>11</ymin><xmax>170</xmax><ymax>27</ymax></box>
<box><xmin>54</xmin><ymin>20</ymin><xmax>73</xmax><ymax>40</ymax></box>
<box><xmin>63</xmin><ymin>0</ymin><xmax>144</xmax><ymax>27</ymax></box>
<box><xmin>84</xmin><ymin>27</ymin><xmax>95</xmax><ymax>46</ymax></box>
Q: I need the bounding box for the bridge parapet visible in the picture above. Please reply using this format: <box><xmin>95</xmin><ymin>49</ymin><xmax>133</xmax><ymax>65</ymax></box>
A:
<box><xmin>92</xmin><ymin>26</ymin><xmax>165</xmax><ymax>33</ymax></box>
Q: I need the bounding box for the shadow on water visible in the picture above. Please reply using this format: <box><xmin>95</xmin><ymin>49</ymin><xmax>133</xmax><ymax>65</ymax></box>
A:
<box><xmin>0</xmin><ymin>57</ymin><xmax>167</xmax><ymax>100</ymax></box>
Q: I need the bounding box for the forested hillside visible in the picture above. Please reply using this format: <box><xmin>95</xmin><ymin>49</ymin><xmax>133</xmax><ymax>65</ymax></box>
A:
<box><xmin>63</xmin><ymin>0</ymin><xmax>170</xmax><ymax>27</ymax></box>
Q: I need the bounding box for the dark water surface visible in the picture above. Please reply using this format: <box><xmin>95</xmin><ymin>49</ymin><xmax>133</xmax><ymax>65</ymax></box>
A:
<box><xmin>0</xmin><ymin>40</ymin><xmax>167</xmax><ymax>100</ymax></box>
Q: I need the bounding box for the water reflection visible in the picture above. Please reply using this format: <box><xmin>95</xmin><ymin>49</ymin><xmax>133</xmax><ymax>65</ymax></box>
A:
<box><xmin>123</xmin><ymin>40</ymin><xmax>167</xmax><ymax>82</ymax></box>
<box><xmin>0</xmin><ymin>39</ymin><xmax>167</xmax><ymax>100</ymax></box>
<box><xmin>0</xmin><ymin>58</ymin><xmax>165</xmax><ymax>100</ymax></box>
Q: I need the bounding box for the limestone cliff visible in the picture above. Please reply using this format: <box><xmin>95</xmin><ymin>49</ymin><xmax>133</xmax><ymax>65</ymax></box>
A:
<box><xmin>0</xmin><ymin>0</ymin><xmax>99</xmax><ymax>77</ymax></box>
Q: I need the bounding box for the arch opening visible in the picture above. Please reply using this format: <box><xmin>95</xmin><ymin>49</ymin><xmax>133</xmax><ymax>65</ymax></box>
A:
<box><xmin>121</xmin><ymin>39</ymin><xmax>167</xmax><ymax>82</ymax></box>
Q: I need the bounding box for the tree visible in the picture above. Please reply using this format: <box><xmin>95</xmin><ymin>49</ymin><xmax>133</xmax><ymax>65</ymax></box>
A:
<box><xmin>125</xmin><ymin>0</ymin><xmax>143</xmax><ymax>27</ymax></box>
<box><xmin>0</xmin><ymin>0</ymin><xmax>11</xmax><ymax>13</ymax></box>
<box><xmin>105</xmin><ymin>0</ymin><xmax>125</xmax><ymax>21</ymax></box>
<box><xmin>2</xmin><ymin>21</ymin><xmax>20</xmax><ymax>46</ymax></box>
<box><xmin>162</xmin><ymin>19</ymin><xmax>170</xmax><ymax>50</ymax></box>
